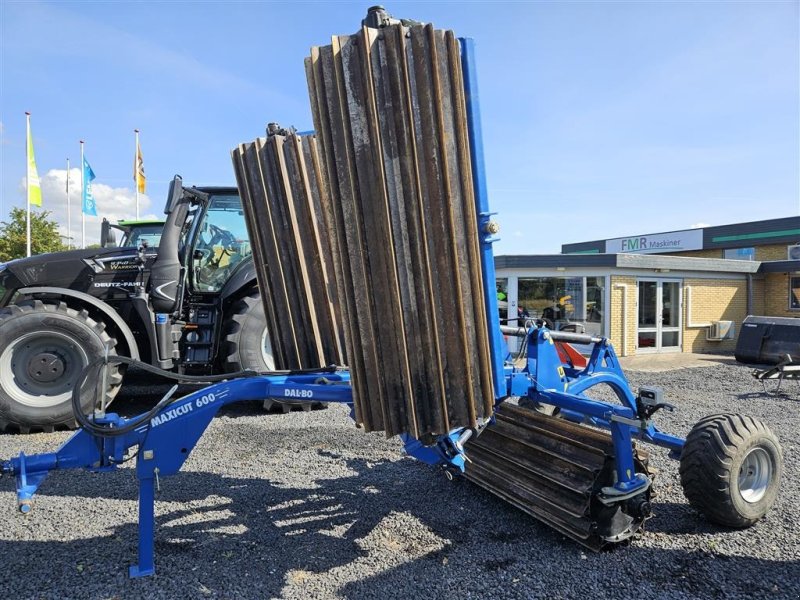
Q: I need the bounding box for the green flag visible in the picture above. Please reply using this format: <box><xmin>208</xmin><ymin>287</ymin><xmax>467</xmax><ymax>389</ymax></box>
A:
<box><xmin>26</xmin><ymin>115</ymin><xmax>42</xmax><ymax>206</ymax></box>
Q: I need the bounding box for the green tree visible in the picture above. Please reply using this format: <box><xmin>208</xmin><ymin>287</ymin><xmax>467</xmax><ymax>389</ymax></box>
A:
<box><xmin>0</xmin><ymin>208</ymin><xmax>68</xmax><ymax>261</ymax></box>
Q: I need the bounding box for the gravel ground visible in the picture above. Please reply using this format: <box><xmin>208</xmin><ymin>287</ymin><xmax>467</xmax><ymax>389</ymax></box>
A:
<box><xmin>1</xmin><ymin>361</ymin><xmax>798</xmax><ymax>599</ymax></box>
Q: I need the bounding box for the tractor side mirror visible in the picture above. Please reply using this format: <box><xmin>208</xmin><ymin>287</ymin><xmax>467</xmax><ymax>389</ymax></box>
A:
<box><xmin>100</xmin><ymin>219</ymin><xmax>116</xmax><ymax>247</ymax></box>
<box><xmin>164</xmin><ymin>175</ymin><xmax>184</xmax><ymax>215</ymax></box>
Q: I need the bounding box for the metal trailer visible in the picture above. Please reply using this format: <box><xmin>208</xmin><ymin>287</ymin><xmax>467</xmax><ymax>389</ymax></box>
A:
<box><xmin>752</xmin><ymin>354</ymin><xmax>800</xmax><ymax>394</ymax></box>
<box><xmin>1</xmin><ymin>15</ymin><xmax>783</xmax><ymax>579</ymax></box>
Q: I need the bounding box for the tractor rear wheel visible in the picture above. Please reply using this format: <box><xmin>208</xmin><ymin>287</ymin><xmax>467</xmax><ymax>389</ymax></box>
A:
<box><xmin>222</xmin><ymin>292</ymin><xmax>324</xmax><ymax>413</ymax></box>
<box><xmin>679</xmin><ymin>413</ymin><xmax>782</xmax><ymax>527</ymax></box>
<box><xmin>0</xmin><ymin>300</ymin><xmax>121</xmax><ymax>433</ymax></box>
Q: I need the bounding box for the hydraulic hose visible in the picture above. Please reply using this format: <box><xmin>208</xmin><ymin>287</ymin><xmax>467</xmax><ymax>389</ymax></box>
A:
<box><xmin>71</xmin><ymin>355</ymin><xmax>343</xmax><ymax>438</ymax></box>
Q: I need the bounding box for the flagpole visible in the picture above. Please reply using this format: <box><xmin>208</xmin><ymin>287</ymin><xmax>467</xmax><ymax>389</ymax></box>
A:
<box><xmin>134</xmin><ymin>129</ymin><xmax>140</xmax><ymax>219</ymax></box>
<box><xmin>25</xmin><ymin>112</ymin><xmax>31</xmax><ymax>257</ymax></box>
<box><xmin>80</xmin><ymin>140</ymin><xmax>85</xmax><ymax>249</ymax></box>
<box><xmin>66</xmin><ymin>157</ymin><xmax>71</xmax><ymax>249</ymax></box>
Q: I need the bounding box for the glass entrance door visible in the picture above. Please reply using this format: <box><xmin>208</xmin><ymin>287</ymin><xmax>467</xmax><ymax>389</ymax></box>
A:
<box><xmin>637</xmin><ymin>279</ymin><xmax>681</xmax><ymax>352</ymax></box>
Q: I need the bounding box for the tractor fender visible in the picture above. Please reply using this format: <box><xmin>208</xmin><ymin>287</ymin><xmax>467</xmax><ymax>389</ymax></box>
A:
<box><xmin>219</xmin><ymin>257</ymin><xmax>257</xmax><ymax>305</ymax></box>
<box><xmin>16</xmin><ymin>286</ymin><xmax>140</xmax><ymax>360</ymax></box>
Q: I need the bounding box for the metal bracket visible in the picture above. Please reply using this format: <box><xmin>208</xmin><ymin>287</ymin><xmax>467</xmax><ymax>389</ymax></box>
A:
<box><xmin>609</xmin><ymin>414</ymin><xmax>650</xmax><ymax>430</ymax></box>
<box><xmin>598</xmin><ymin>474</ymin><xmax>652</xmax><ymax>505</ymax></box>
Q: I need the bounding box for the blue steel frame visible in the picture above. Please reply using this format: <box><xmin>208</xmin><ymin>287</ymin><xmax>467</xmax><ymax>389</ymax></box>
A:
<box><xmin>1</xmin><ymin>36</ymin><xmax>690</xmax><ymax>578</ymax></box>
<box><xmin>5</xmin><ymin>373</ymin><xmax>353</xmax><ymax>577</ymax></box>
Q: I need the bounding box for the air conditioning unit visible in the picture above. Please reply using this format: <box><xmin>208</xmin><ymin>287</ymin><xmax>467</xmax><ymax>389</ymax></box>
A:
<box><xmin>788</xmin><ymin>244</ymin><xmax>800</xmax><ymax>260</ymax></box>
<box><xmin>707</xmin><ymin>320</ymin><xmax>735</xmax><ymax>341</ymax></box>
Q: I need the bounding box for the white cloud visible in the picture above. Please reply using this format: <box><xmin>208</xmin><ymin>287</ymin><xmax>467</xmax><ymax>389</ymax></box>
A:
<box><xmin>20</xmin><ymin>169</ymin><xmax>157</xmax><ymax>247</ymax></box>
<box><xmin>690</xmin><ymin>222</ymin><xmax>711</xmax><ymax>229</ymax></box>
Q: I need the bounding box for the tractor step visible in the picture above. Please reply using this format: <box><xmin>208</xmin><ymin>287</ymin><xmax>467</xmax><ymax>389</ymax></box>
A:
<box><xmin>465</xmin><ymin>403</ymin><xmax>651</xmax><ymax>550</ymax></box>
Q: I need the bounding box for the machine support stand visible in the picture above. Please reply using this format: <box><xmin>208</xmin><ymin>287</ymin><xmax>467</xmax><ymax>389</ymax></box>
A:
<box><xmin>129</xmin><ymin>475</ymin><xmax>156</xmax><ymax>578</ymax></box>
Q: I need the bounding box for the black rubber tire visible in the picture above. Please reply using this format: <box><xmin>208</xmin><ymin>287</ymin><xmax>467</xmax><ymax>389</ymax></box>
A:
<box><xmin>0</xmin><ymin>300</ymin><xmax>121</xmax><ymax>433</ymax></box>
<box><xmin>679</xmin><ymin>414</ymin><xmax>782</xmax><ymax>527</ymax></box>
<box><xmin>222</xmin><ymin>292</ymin><xmax>324</xmax><ymax>413</ymax></box>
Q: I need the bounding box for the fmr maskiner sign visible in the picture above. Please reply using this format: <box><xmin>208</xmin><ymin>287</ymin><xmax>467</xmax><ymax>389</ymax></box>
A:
<box><xmin>605</xmin><ymin>229</ymin><xmax>703</xmax><ymax>254</ymax></box>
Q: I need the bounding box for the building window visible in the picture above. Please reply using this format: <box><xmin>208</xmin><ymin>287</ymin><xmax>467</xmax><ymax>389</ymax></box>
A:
<box><xmin>790</xmin><ymin>276</ymin><xmax>800</xmax><ymax>310</ymax></box>
<box><xmin>517</xmin><ymin>276</ymin><xmax>604</xmax><ymax>336</ymax></box>
<box><xmin>496</xmin><ymin>278</ymin><xmax>509</xmax><ymax>323</ymax></box>
<box><xmin>723</xmin><ymin>247</ymin><xmax>755</xmax><ymax>261</ymax></box>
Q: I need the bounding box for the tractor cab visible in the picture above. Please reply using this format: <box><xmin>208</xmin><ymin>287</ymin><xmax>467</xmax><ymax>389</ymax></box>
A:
<box><xmin>186</xmin><ymin>192</ymin><xmax>252</xmax><ymax>294</ymax></box>
<box><xmin>146</xmin><ymin>177</ymin><xmax>258</xmax><ymax>371</ymax></box>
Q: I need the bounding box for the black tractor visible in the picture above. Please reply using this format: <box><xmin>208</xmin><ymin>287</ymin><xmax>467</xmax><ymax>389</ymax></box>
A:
<box><xmin>0</xmin><ymin>176</ymin><xmax>300</xmax><ymax>433</ymax></box>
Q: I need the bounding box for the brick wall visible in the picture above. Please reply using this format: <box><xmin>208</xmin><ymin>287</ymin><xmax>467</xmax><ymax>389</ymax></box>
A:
<box><xmin>683</xmin><ymin>278</ymin><xmax>747</xmax><ymax>352</ymax></box>
<box><xmin>752</xmin><ymin>277</ymin><xmax>766</xmax><ymax>315</ymax></box>
<box><xmin>661</xmin><ymin>244</ymin><xmax>791</xmax><ymax>262</ymax></box>
<box><xmin>609</xmin><ymin>275</ymin><xmax>637</xmax><ymax>356</ymax></box>
<box><xmin>673</xmin><ymin>249</ymin><xmax>723</xmax><ymax>259</ymax></box>
<box><xmin>756</xmin><ymin>245</ymin><xmax>794</xmax><ymax>261</ymax></box>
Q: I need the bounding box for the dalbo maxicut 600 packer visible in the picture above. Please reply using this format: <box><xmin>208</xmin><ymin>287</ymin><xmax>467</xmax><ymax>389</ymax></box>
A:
<box><xmin>2</xmin><ymin>7</ymin><xmax>782</xmax><ymax>578</ymax></box>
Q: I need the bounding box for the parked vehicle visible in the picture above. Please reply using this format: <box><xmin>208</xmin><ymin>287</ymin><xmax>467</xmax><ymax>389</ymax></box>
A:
<box><xmin>0</xmin><ymin>176</ymin><xmax>308</xmax><ymax>433</ymax></box>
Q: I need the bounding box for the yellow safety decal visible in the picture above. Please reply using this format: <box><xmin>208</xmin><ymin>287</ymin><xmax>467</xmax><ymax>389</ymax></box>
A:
<box><xmin>557</xmin><ymin>366</ymin><xmax>565</xmax><ymax>378</ymax></box>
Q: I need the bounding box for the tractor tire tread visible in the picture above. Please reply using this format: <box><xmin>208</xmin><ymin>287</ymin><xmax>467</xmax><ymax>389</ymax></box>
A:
<box><xmin>223</xmin><ymin>291</ymin><xmax>324</xmax><ymax>414</ymax></box>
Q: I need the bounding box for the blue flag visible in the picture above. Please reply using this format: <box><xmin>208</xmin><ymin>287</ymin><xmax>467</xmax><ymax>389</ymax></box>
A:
<box><xmin>82</xmin><ymin>156</ymin><xmax>97</xmax><ymax>216</ymax></box>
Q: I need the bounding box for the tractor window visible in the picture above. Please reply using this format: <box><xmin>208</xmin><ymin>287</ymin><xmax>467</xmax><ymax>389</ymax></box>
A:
<box><xmin>191</xmin><ymin>194</ymin><xmax>250</xmax><ymax>292</ymax></box>
<box><xmin>120</xmin><ymin>225</ymin><xmax>164</xmax><ymax>248</ymax></box>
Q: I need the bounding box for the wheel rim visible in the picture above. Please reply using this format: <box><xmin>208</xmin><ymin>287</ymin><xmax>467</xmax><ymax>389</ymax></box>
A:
<box><xmin>0</xmin><ymin>331</ymin><xmax>89</xmax><ymax>408</ymax></box>
<box><xmin>260</xmin><ymin>326</ymin><xmax>276</xmax><ymax>371</ymax></box>
<box><xmin>738</xmin><ymin>447</ymin><xmax>772</xmax><ymax>503</ymax></box>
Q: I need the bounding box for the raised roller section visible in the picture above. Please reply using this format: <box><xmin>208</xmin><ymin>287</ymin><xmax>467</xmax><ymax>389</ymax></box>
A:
<box><xmin>232</xmin><ymin>128</ymin><xmax>345</xmax><ymax>371</ymax></box>
<box><xmin>305</xmin><ymin>18</ymin><xmax>494</xmax><ymax>441</ymax></box>
<box><xmin>465</xmin><ymin>404</ymin><xmax>652</xmax><ymax>550</ymax></box>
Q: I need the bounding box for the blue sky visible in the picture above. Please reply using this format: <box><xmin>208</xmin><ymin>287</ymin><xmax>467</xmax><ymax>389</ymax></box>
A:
<box><xmin>1</xmin><ymin>0</ymin><xmax>798</xmax><ymax>250</ymax></box>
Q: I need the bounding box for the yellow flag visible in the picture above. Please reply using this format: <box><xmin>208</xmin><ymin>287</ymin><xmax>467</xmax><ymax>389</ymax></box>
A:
<box><xmin>26</xmin><ymin>116</ymin><xmax>42</xmax><ymax>206</ymax></box>
<box><xmin>134</xmin><ymin>140</ymin><xmax>146</xmax><ymax>193</ymax></box>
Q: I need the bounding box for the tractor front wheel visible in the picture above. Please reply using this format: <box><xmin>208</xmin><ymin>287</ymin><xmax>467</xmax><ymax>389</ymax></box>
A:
<box><xmin>0</xmin><ymin>300</ymin><xmax>121</xmax><ymax>433</ymax></box>
<box><xmin>679</xmin><ymin>414</ymin><xmax>782</xmax><ymax>527</ymax></box>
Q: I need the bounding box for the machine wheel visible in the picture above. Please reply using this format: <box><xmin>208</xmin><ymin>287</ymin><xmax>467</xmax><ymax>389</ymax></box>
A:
<box><xmin>222</xmin><ymin>291</ymin><xmax>324</xmax><ymax>413</ymax></box>
<box><xmin>679</xmin><ymin>414</ymin><xmax>782</xmax><ymax>527</ymax></box>
<box><xmin>0</xmin><ymin>300</ymin><xmax>121</xmax><ymax>433</ymax></box>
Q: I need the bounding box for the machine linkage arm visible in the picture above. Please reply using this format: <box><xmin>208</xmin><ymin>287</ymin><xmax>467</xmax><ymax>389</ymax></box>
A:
<box><xmin>2</xmin><ymin>373</ymin><xmax>354</xmax><ymax>505</ymax></box>
<box><xmin>1</xmin><ymin>371</ymin><xmax>352</xmax><ymax>576</ymax></box>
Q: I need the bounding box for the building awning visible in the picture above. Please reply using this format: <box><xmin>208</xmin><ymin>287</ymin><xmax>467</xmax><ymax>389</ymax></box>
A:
<box><xmin>758</xmin><ymin>260</ymin><xmax>800</xmax><ymax>273</ymax></box>
<box><xmin>495</xmin><ymin>253</ymin><xmax>760</xmax><ymax>274</ymax></box>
